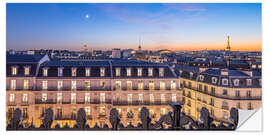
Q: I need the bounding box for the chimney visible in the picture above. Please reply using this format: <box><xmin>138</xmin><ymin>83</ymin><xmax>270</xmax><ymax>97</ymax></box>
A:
<box><xmin>221</xmin><ymin>69</ymin><xmax>228</xmax><ymax>76</ymax></box>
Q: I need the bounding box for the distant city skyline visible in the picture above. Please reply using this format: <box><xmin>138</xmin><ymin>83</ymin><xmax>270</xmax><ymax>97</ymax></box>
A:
<box><xmin>7</xmin><ymin>3</ymin><xmax>262</xmax><ymax>51</ymax></box>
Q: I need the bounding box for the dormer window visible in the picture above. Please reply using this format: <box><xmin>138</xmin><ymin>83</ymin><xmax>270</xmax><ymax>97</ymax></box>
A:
<box><xmin>11</xmin><ymin>66</ymin><xmax>17</xmax><ymax>75</ymax></box>
<box><xmin>212</xmin><ymin>77</ymin><xmax>217</xmax><ymax>84</ymax></box>
<box><xmin>179</xmin><ymin>70</ymin><xmax>183</xmax><ymax>75</ymax></box>
<box><xmin>71</xmin><ymin>68</ymin><xmax>77</xmax><ymax>77</ymax></box>
<box><xmin>24</xmin><ymin>66</ymin><xmax>30</xmax><ymax>76</ymax></box>
<box><xmin>159</xmin><ymin>68</ymin><xmax>164</xmax><ymax>77</ymax></box>
<box><xmin>148</xmin><ymin>68</ymin><xmax>153</xmax><ymax>77</ymax></box>
<box><xmin>58</xmin><ymin>67</ymin><xmax>63</xmax><ymax>77</ymax></box>
<box><xmin>100</xmin><ymin>67</ymin><xmax>105</xmax><ymax>77</ymax></box>
<box><xmin>127</xmin><ymin>68</ymin><xmax>131</xmax><ymax>77</ymax></box>
<box><xmin>222</xmin><ymin>79</ymin><xmax>228</xmax><ymax>85</ymax></box>
<box><xmin>246</xmin><ymin>79</ymin><xmax>252</xmax><ymax>86</ymax></box>
<box><xmin>116</xmin><ymin>68</ymin><xmax>121</xmax><ymax>77</ymax></box>
<box><xmin>199</xmin><ymin>75</ymin><xmax>204</xmax><ymax>81</ymax></box>
<box><xmin>85</xmin><ymin>68</ymin><xmax>91</xmax><ymax>77</ymax></box>
<box><xmin>137</xmin><ymin>68</ymin><xmax>142</xmax><ymax>77</ymax></box>
<box><xmin>43</xmin><ymin>68</ymin><xmax>48</xmax><ymax>77</ymax></box>
<box><xmin>234</xmin><ymin>79</ymin><xmax>239</xmax><ymax>86</ymax></box>
<box><xmin>190</xmin><ymin>72</ymin><xmax>193</xmax><ymax>78</ymax></box>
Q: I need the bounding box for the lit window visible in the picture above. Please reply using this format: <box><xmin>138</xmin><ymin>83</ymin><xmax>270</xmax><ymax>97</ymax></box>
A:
<box><xmin>100</xmin><ymin>81</ymin><xmax>105</xmax><ymax>89</ymax></box>
<box><xmin>137</xmin><ymin>68</ymin><xmax>142</xmax><ymax>77</ymax></box>
<box><xmin>43</xmin><ymin>68</ymin><xmax>48</xmax><ymax>77</ymax></box>
<box><xmin>116</xmin><ymin>68</ymin><xmax>121</xmax><ymax>76</ymax></box>
<box><xmin>100</xmin><ymin>93</ymin><xmax>105</xmax><ymax>104</ymax></box>
<box><xmin>99</xmin><ymin>106</ymin><xmax>106</xmax><ymax>115</ymax></box>
<box><xmin>71</xmin><ymin>81</ymin><xmax>76</xmax><ymax>90</ymax></box>
<box><xmin>190</xmin><ymin>72</ymin><xmax>193</xmax><ymax>78</ymax></box>
<box><xmin>161</xmin><ymin>108</ymin><xmax>166</xmax><ymax>115</ymax></box>
<box><xmin>117</xmin><ymin>108</ymin><xmax>122</xmax><ymax>116</ymax></box>
<box><xmin>23</xmin><ymin>80</ymin><xmax>29</xmax><ymax>90</ymax></box>
<box><xmin>138</xmin><ymin>94</ymin><xmax>143</xmax><ymax>104</ymax></box>
<box><xmin>42</xmin><ymin>80</ymin><xmax>48</xmax><ymax>90</ymax></box>
<box><xmin>127</xmin><ymin>68</ymin><xmax>131</xmax><ymax>76</ymax></box>
<box><xmin>85</xmin><ymin>107</ymin><xmax>91</xmax><ymax>116</ymax></box>
<box><xmin>138</xmin><ymin>80</ymin><xmax>144</xmax><ymax>90</ymax></box>
<box><xmin>22</xmin><ymin>93</ymin><xmax>28</xmax><ymax>103</ymax></box>
<box><xmin>148</xmin><ymin>68</ymin><xmax>153</xmax><ymax>76</ymax></box>
<box><xmin>9</xmin><ymin>94</ymin><xmax>15</xmax><ymax>102</ymax></box>
<box><xmin>57</xmin><ymin>81</ymin><xmax>63</xmax><ymax>90</ymax></box>
<box><xmin>127</xmin><ymin>94</ymin><xmax>132</xmax><ymax>104</ymax></box>
<box><xmin>10</xmin><ymin>80</ymin><xmax>16</xmax><ymax>90</ymax></box>
<box><xmin>115</xmin><ymin>81</ymin><xmax>121</xmax><ymax>90</ymax></box>
<box><xmin>11</xmin><ymin>67</ymin><xmax>17</xmax><ymax>75</ymax></box>
<box><xmin>199</xmin><ymin>75</ymin><xmax>204</xmax><ymax>81</ymax></box>
<box><xmin>71</xmin><ymin>93</ymin><xmax>76</xmax><ymax>104</ymax></box>
<box><xmin>24</xmin><ymin>67</ymin><xmax>30</xmax><ymax>76</ymax></box>
<box><xmin>85</xmin><ymin>93</ymin><xmax>90</xmax><ymax>103</ymax></box>
<box><xmin>72</xmin><ymin>68</ymin><xmax>77</xmax><ymax>77</ymax></box>
<box><xmin>149</xmin><ymin>81</ymin><xmax>155</xmax><ymax>90</ymax></box>
<box><xmin>85</xmin><ymin>68</ymin><xmax>91</xmax><ymax>77</ymax></box>
<box><xmin>85</xmin><ymin>81</ymin><xmax>91</xmax><ymax>90</ymax></box>
<box><xmin>212</xmin><ymin>77</ymin><xmax>217</xmax><ymax>84</ymax></box>
<box><xmin>172</xmin><ymin>94</ymin><xmax>177</xmax><ymax>102</ymax></box>
<box><xmin>127</xmin><ymin>81</ymin><xmax>132</xmax><ymax>90</ymax></box>
<box><xmin>150</xmin><ymin>109</ymin><xmax>155</xmax><ymax>118</ymax></box>
<box><xmin>42</xmin><ymin>93</ymin><xmax>47</xmax><ymax>102</ymax></box>
<box><xmin>247</xmin><ymin>79</ymin><xmax>252</xmax><ymax>86</ymax></box>
<box><xmin>159</xmin><ymin>68</ymin><xmax>164</xmax><ymax>77</ymax></box>
<box><xmin>58</xmin><ymin>67</ymin><xmax>63</xmax><ymax>77</ymax></box>
<box><xmin>234</xmin><ymin>79</ymin><xmax>239</xmax><ymax>86</ymax></box>
<box><xmin>100</xmin><ymin>67</ymin><xmax>105</xmax><ymax>77</ymax></box>
<box><xmin>223</xmin><ymin>112</ymin><xmax>228</xmax><ymax>119</ymax></box>
<box><xmin>161</xmin><ymin>94</ymin><xmax>166</xmax><ymax>104</ymax></box>
<box><xmin>150</xmin><ymin>94</ymin><xmax>154</xmax><ymax>103</ymax></box>
<box><xmin>222</xmin><ymin>79</ymin><xmax>228</xmax><ymax>85</ymax></box>
<box><xmin>171</xmin><ymin>81</ymin><xmax>176</xmax><ymax>90</ymax></box>
<box><xmin>127</xmin><ymin>108</ymin><xmax>133</xmax><ymax>118</ymax></box>
<box><xmin>57</xmin><ymin>93</ymin><xmax>62</xmax><ymax>104</ymax></box>
<box><xmin>115</xmin><ymin>93</ymin><xmax>121</xmax><ymax>102</ymax></box>
<box><xmin>160</xmin><ymin>81</ymin><xmax>166</xmax><ymax>90</ymax></box>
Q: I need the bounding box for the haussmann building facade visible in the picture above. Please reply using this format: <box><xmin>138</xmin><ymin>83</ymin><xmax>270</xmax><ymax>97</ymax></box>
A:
<box><xmin>6</xmin><ymin>54</ymin><xmax>183</xmax><ymax>128</ymax></box>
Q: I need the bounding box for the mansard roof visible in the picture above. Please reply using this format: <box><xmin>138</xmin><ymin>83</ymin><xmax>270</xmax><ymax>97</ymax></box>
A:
<box><xmin>7</xmin><ymin>54</ymin><xmax>45</xmax><ymax>63</ymax></box>
<box><xmin>176</xmin><ymin>65</ymin><xmax>261</xmax><ymax>88</ymax></box>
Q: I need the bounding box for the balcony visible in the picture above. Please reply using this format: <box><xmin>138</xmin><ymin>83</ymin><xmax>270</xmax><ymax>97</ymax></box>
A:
<box><xmin>112</xmin><ymin>100</ymin><xmax>171</xmax><ymax>106</ymax></box>
<box><xmin>7</xmin><ymin>102</ymin><xmax>16</xmax><ymax>106</ymax></box>
<box><xmin>98</xmin><ymin>114</ymin><xmax>107</xmax><ymax>119</ymax></box>
<box><xmin>35</xmin><ymin>99</ymin><xmax>56</xmax><ymax>104</ymax></box>
<box><xmin>21</xmin><ymin>102</ymin><xmax>29</xmax><ymax>106</ymax></box>
<box><xmin>194</xmin><ymin>89</ymin><xmax>262</xmax><ymax>100</ymax></box>
<box><xmin>55</xmin><ymin>115</ymin><xmax>76</xmax><ymax>120</ymax></box>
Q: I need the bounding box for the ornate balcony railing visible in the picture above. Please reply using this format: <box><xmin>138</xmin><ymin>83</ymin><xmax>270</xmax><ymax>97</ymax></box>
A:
<box><xmin>184</xmin><ymin>86</ymin><xmax>261</xmax><ymax>100</ymax></box>
<box><xmin>7</xmin><ymin>102</ymin><xmax>239</xmax><ymax>130</ymax></box>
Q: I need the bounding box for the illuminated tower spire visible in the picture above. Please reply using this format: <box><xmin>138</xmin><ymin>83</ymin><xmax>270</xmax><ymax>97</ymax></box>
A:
<box><xmin>138</xmin><ymin>37</ymin><xmax>142</xmax><ymax>51</ymax></box>
<box><xmin>225</xmin><ymin>36</ymin><xmax>231</xmax><ymax>51</ymax></box>
<box><xmin>83</xmin><ymin>44</ymin><xmax>88</xmax><ymax>52</ymax></box>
